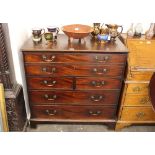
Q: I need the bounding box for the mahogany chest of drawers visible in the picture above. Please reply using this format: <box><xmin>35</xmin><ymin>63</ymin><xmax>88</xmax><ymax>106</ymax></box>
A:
<box><xmin>21</xmin><ymin>34</ymin><xmax>128</xmax><ymax>128</ymax></box>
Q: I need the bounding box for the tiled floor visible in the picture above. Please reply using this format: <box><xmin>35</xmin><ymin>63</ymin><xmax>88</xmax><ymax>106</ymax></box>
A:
<box><xmin>27</xmin><ymin>123</ymin><xmax>155</xmax><ymax>132</ymax></box>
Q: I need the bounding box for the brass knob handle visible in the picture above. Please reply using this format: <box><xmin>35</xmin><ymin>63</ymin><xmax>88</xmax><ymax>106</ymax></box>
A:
<box><xmin>136</xmin><ymin>112</ymin><xmax>145</xmax><ymax>118</ymax></box>
<box><xmin>95</xmin><ymin>55</ymin><xmax>109</xmax><ymax>63</ymax></box>
<box><xmin>93</xmin><ymin>68</ymin><xmax>107</xmax><ymax>75</ymax></box>
<box><xmin>91</xmin><ymin>81</ymin><xmax>105</xmax><ymax>87</ymax></box>
<box><xmin>90</xmin><ymin>95</ymin><xmax>103</xmax><ymax>102</ymax></box>
<box><xmin>42</xmin><ymin>67</ymin><xmax>56</xmax><ymax>74</ymax></box>
<box><xmin>89</xmin><ymin>110</ymin><xmax>102</xmax><ymax>116</ymax></box>
<box><xmin>46</xmin><ymin>109</ymin><xmax>57</xmax><ymax>116</ymax></box>
<box><xmin>44</xmin><ymin>94</ymin><xmax>57</xmax><ymax>101</ymax></box>
<box><xmin>42</xmin><ymin>55</ymin><xmax>56</xmax><ymax>62</ymax></box>
<box><xmin>43</xmin><ymin>80</ymin><xmax>57</xmax><ymax>87</ymax></box>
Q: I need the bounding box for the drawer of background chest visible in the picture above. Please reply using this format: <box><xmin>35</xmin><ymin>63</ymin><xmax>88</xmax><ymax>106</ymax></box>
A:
<box><xmin>123</xmin><ymin>94</ymin><xmax>151</xmax><ymax>106</ymax></box>
<box><xmin>31</xmin><ymin>105</ymin><xmax>117</xmax><ymax>120</ymax></box>
<box><xmin>126</xmin><ymin>83</ymin><xmax>149</xmax><ymax>95</ymax></box>
<box><xmin>76</xmin><ymin>77</ymin><xmax>122</xmax><ymax>90</ymax></box>
<box><xmin>25</xmin><ymin>64</ymin><xmax>124</xmax><ymax>77</ymax></box>
<box><xmin>23</xmin><ymin>53</ymin><xmax>127</xmax><ymax>64</ymax></box>
<box><xmin>27</xmin><ymin>77</ymin><xmax>73</xmax><ymax>90</ymax></box>
<box><xmin>29</xmin><ymin>90</ymin><xmax>119</xmax><ymax>105</ymax></box>
<box><xmin>127</xmin><ymin>71</ymin><xmax>153</xmax><ymax>81</ymax></box>
<box><xmin>120</xmin><ymin>107</ymin><xmax>155</xmax><ymax>122</ymax></box>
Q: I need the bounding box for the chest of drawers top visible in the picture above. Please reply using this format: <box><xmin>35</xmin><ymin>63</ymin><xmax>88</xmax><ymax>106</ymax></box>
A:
<box><xmin>21</xmin><ymin>34</ymin><xmax>128</xmax><ymax>53</ymax></box>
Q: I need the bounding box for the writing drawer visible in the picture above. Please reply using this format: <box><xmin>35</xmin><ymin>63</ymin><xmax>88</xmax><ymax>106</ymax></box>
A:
<box><xmin>120</xmin><ymin>107</ymin><xmax>155</xmax><ymax>122</ymax></box>
<box><xmin>31</xmin><ymin>105</ymin><xmax>116</xmax><ymax>120</ymax></box>
<box><xmin>123</xmin><ymin>94</ymin><xmax>151</xmax><ymax>106</ymax></box>
<box><xmin>76</xmin><ymin>77</ymin><xmax>121</xmax><ymax>90</ymax></box>
<box><xmin>29</xmin><ymin>90</ymin><xmax>119</xmax><ymax>105</ymax></box>
<box><xmin>126</xmin><ymin>83</ymin><xmax>149</xmax><ymax>95</ymax></box>
<box><xmin>27</xmin><ymin>77</ymin><xmax>73</xmax><ymax>90</ymax></box>
<box><xmin>25</xmin><ymin>64</ymin><xmax>124</xmax><ymax>77</ymax></box>
<box><xmin>24</xmin><ymin>53</ymin><xmax>126</xmax><ymax>64</ymax></box>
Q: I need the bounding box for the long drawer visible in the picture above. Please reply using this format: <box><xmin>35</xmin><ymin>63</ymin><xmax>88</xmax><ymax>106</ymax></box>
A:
<box><xmin>24</xmin><ymin>53</ymin><xmax>127</xmax><ymax>64</ymax></box>
<box><xmin>27</xmin><ymin>77</ymin><xmax>73</xmax><ymax>90</ymax></box>
<box><xmin>76</xmin><ymin>77</ymin><xmax>121</xmax><ymax>90</ymax></box>
<box><xmin>120</xmin><ymin>107</ymin><xmax>155</xmax><ymax>122</ymax></box>
<box><xmin>31</xmin><ymin>105</ymin><xmax>116</xmax><ymax>120</ymax></box>
<box><xmin>29</xmin><ymin>90</ymin><xmax>119</xmax><ymax>105</ymax></box>
<box><xmin>25</xmin><ymin>64</ymin><xmax>124</xmax><ymax>77</ymax></box>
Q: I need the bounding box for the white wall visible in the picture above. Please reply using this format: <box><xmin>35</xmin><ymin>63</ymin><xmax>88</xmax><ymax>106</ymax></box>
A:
<box><xmin>1</xmin><ymin>0</ymin><xmax>155</xmax><ymax>118</ymax></box>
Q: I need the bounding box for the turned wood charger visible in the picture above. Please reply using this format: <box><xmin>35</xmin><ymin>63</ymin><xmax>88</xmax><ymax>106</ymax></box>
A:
<box><xmin>62</xmin><ymin>24</ymin><xmax>92</xmax><ymax>41</ymax></box>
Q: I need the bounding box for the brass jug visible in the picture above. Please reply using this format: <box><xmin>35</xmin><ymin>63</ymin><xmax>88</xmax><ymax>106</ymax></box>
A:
<box><xmin>105</xmin><ymin>24</ymin><xmax>123</xmax><ymax>41</ymax></box>
<box><xmin>91</xmin><ymin>23</ymin><xmax>102</xmax><ymax>38</ymax></box>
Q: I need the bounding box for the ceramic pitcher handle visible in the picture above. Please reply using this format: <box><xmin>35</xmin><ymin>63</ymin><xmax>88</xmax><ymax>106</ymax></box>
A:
<box><xmin>41</xmin><ymin>28</ymin><xmax>45</xmax><ymax>35</ymax></box>
<box><xmin>117</xmin><ymin>25</ymin><xmax>123</xmax><ymax>37</ymax></box>
<box><xmin>56</xmin><ymin>27</ymin><xmax>60</xmax><ymax>34</ymax></box>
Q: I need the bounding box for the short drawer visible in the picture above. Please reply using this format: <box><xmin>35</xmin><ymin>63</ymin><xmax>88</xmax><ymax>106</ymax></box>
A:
<box><xmin>31</xmin><ymin>105</ymin><xmax>116</xmax><ymax>120</ymax></box>
<box><xmin>76</xmin><ymin>77</ymin><xmax>122</xmax><ymax>90</ymax></box>
<box><xmin>127</xmin><ymin>71</ymin><xmax>153</xmax><ymax>81</ymax></box>
<box><xmin>29</xmin><ymin>90</ymin><xmax>119</xmax><ymax>105</ymax></box>
<box><xmin>120</xmin><ymin>107</ymin><xmax>155</xmax><ymax>122</ymax></box>
<box><xmin>126</xmin><ymin>83</ymin><xmax>149</xmax><ymax>95</ymax></box>
<box><xmin>123</xmin><ymin>94</ymin><xmax>151</xmax><ymax>106</ymax></box>
<box><xmin>27</xmin><ymin>77</ymin><xmax>73</xmax><ymax>90</ymax></box>
<box><xmin>25</xmin><ymin>64</ymin><xmax>124</xmax><ymax>77</ymax></box>
<box><xmin>24</xmin><ymin>53</ymin><xmax>126</xmax><ymax>64</ymax></box>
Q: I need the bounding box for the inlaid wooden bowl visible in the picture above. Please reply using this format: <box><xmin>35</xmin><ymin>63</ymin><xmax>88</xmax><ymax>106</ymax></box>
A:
<box><xmin>62</xmin><ymin>24</ymin><xmax>92</xmax><ymax>40</ymax></box>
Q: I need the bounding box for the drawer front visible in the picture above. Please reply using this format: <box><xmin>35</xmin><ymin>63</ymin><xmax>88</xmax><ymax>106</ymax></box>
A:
<box><xmin>126</xmin><ymin>83</ymin><xmax>149</xmax><ymax>94</ymax></box>
<box><xmin>127</xmin><ymin>71</ymin><xmax>153</xmax><ymax>81</ymax></box>
<box><xmin>76</xmin><ymin>77</ymin><xmax>121</xmax><ymax>90</ymax></box>
<box><xmin>29</xmin><ymin>90</ymin><xmax>119</xmax><ymax>105</ymax></box>
<box><xmin>123</xmin><ymin>94</ymin><xmax>151</xmax><ymax>106</ymax></box>
<box><xmin>27</xmin><ymin>77</ymin><xmax>73</xmax><ymax>90</ymax></box>
<box><xmin>25</xmin><ymin>64</ymin><xmax>124</xmax><ymax>77</ymax></box>
<box><xmin>24</xmin><ymin>53</ymin><xmax>126</xmax><ymax>64</ymax></box>
<box><xmin>31</xmin><ymin>105</ymin><xmax>116</xmax><ymax>120</ymax></box>
<box><xmin>120</xmin><ymin>107</ymin><xmax>155</xmax><ymax>121</ymax></box>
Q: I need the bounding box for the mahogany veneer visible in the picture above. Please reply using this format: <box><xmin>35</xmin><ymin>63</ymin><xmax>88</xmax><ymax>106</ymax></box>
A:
<box><xmin>21</xmin><ymin>34</ymin><xmax>128</xmax><ymax>129</ymax></box>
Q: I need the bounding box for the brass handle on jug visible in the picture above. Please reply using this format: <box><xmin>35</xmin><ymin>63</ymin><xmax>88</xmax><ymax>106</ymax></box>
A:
<box><xmin>116</xmin><ymin>25</ymin><xmax>123</xmax><ymax>37</ymax></box>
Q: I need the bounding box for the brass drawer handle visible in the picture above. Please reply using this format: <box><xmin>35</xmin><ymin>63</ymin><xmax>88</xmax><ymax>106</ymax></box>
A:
<box><xmin>94</xmin><ymin>55</ymin><xmax>109</xmax><ymax>63</ymax></box>
<box><xmin>46</xmin><ymin>109</ymin><xmax>57</xmax><ymax>116</ymax></box>
<box><xmin>44</xmin><ymin>94</ymin><xmax>57</xmax><ymax>101</ymax></box>
<box><xmin>90</xmin><ymin>95</ymin><xmax>103</xmax><ymax>102</ymax></box>
<box><xmin>43</xmin><ymin>80</ymin><xmax>57</xmax><ymax>87</ymax></box>
<box><xmin>91</xmin><ymin>81</ymin><xmax>105</xmax><ymax>87</ymax></box>
<box><xmin>136</xmin><ymin>112</ymin><xmax>145</xmax><ymax>118</ymax></box>
<box><xmin>42</xmin><ymin>67</ymin><xmax>56</xmax><ymax>74</ymax></box>
<box><xmin>132</xmin><ymin>86</ymin><xmax>141</xmax><ymax>92</ymax></box>
<box><xmin>89</xmin><ymin>110</ymin><xmax>102</xmax><ymax>116</ymax></box>
<box><xmin>140</xmin><ymin>97</ymin><xmax>150</xmax><ymax>105</ymax></box>
<box><xmin>93</xmin><ymin>68</ymin><xmax>107</xmax><ymax>75</ymax></box>
<box><xmin>42</xmin><ymin>55</ymin><xmax>56</xmax><ymax>62</ymax></box>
